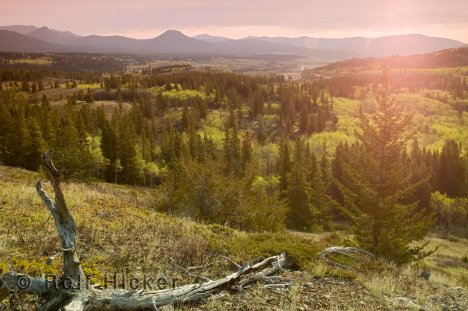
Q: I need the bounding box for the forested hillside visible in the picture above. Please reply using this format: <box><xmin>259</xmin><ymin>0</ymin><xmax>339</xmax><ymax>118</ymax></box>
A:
<box><xmin>0</xmin><ymin>52</ymin><xmax>466</xmax><ymax>238</ymax></box>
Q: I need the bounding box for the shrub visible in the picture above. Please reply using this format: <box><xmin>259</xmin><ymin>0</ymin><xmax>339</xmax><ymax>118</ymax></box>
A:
<box><xmin>158</xmin><ymin>159</ymin><xmax>286</xmax><ymax>232</ymax></box>
<box><xmin>431</xmin><ymin>191</ymin><xmax>468</xmax><ymax>228</ymax></box>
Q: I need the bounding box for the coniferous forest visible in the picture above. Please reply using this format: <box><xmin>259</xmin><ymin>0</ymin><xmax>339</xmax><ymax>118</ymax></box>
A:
<box><xmin>1</xmin><ymin>52</ymin><xmax>466</xmax><ymax>260</ymax></box>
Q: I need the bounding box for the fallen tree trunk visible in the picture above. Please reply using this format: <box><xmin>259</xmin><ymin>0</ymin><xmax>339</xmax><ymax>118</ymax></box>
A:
<box><xmin>1</xmin><ymin>254</ymin><xmax>289</xmax><ymax>310</ymax></box>
<box><xmin>319</xmin><ymin>246</ymin><xmax>376</xmax><ymax>271</ymax></box>
<box><xmin>0</xmin><ymin>152</ymin><xmax>291</xmax><ymax>310</ymax></box>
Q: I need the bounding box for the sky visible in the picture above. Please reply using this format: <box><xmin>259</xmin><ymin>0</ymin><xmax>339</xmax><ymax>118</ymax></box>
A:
<box><xmin>1</xmin><ymin>0</ymin><xmax>467</xmax><ymax>42</ymax></box>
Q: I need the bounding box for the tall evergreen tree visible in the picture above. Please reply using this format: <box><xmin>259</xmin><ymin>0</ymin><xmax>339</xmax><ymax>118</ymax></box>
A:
<box><xmin>285</xmin><ymin>140</ymin><xmax>313</xmax><ymax>230</ymax></box>
<box><xmin>278</xmin><ymin>138</ymin><xmax>291</xmax><ymax>194</ymax></box>
<box><xmin>23</xmin><ymin>120</ymin><xmax>45</xmax><ymax>171</ymax></box>
<box><xmin>241</xmin><ymin>132</ymin><xmax>253</xmax><ymax>173</ymax></box>
<box><xmin>337</xmin><ymin>68</ymin><xmax>434</xmax><ymax>263</ymax></box>
<box><xmin>436</xmin><ymin>139</ymin><xmax>465</xmax><ymax>197</ymax></box>
<box><xmin>53</xmin><ymin>117</ymin><xmax>94</xmax><ymax>180</ymax></box>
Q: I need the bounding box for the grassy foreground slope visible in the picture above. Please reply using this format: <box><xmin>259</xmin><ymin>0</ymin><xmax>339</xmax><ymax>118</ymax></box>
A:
<box><xmin>0</xmin><ymin>165</ymin><xmax>330</xmax><ymax>277</ymax></box>
<box><xmin>0</xmin><ymin>165</ymin><xmax>467</xmax><ymax>310</ymax></box>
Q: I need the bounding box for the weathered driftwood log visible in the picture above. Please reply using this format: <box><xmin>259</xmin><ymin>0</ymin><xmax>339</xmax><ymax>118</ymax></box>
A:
<box><xmin>0</xmin><ymin>152</ymin><xmax>291</xmax><ymax>310</ymax></box>
<box><xmin>319</xmin><ymin>246</ymin><xmax>375</xmax><ymax>271</ymax></box>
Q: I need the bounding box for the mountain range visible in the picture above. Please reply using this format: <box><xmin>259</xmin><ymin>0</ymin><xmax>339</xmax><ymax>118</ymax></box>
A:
<box><xmin>0</xmin><ymin>25</ymin><xmax>465</xmax><ymax>61</ymax></box>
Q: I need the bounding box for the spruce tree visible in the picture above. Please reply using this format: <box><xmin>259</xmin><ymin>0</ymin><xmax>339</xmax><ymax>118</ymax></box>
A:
<box><xmin>407</xmin><ymin>140</ymin><xmax>432</xmax><ymax>210</ymax></box>
<box><xmin>241</xmin><ymin>132</ymin><xmax>253</xmax><ymax>173</ymax></box>
<box><xmin>330</xmin><ymin>142</ymin><xmax>348</xmax><ymax>208</ymax></box>
<box><xmin>53</xmin><ymin>116</ymin><xmax>94</xmax><ymax>180</ymax></box>
<box><xmin>338</xmin><ymin>68</ymin><xmax>434</xmax><ymax>263</ymax></box>
<box><xmin>278</xmin><ymin>138</ymin><xmax>291</xmax><ymax>194</ymax></box>
<box><xmin>285</xmin><ymin>140</ymin><xmax>313</xmax><ymax>230</ymax></box>
<box><xmin>23</xmin><ymin>120</ymin><xmax>45</xmax><ymax>171</ymax></box>
<box><xmin>436</xmin><ymin>139</ymin><xmax>465</xmax><ymax>197</ymax></box>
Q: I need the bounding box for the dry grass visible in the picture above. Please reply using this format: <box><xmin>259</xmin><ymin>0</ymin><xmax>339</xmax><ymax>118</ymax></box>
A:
<box><xmin>362</xmin><ymin>264</ymin><xmax>467</xmax><ymax>310</ymax></box>
<box><xmin>0</xmin><ymin>165</ymin><xmax>329</xmax><ymax>284</ymax></box>
<box><xmin>360</xmin><ymin>234</ymin><xmax>468</xmax><ymax>310</ymax></box>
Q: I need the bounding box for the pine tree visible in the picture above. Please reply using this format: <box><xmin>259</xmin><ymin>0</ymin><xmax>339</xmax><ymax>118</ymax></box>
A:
<box><xmin>331</xmin><ymin>142</ymin><xmax>348</xmax><ymax>208</ymax></box>
<box><xmin>285</xmin><ymin>139</ymin><xmax>313</xmax><ymax>230</ymax></box>
<box><xmin>101</xmin><ymin>120</ymin><xmax>119</xmax><ymax>181</ymax></box>
<box><xmin>278</xmin><ymin>138</ymin><xmax>291</xmax><ymax>194</ymax></box>
<box><xmin>23</xmin><ymin>120</ymin><xmax>45</xmax><ymax>171</ymax></box>
<box><xmin>223</xmin><ymin>113</ymin><xmax>241</xmax><ymax>176</ymax></box>
<box><xmin>436</xmin><ymin>139</ymin><xmax>465</xmax><ymax>197</ymax></box>
<box><xmin>406</xmin><ymin>140</ymin><xmax>432</xmax><ymax>210</ymax></box>
<box><xmin>53</xmin><ymin>116</ymin><xmax>94</xmax><ymax>180</ymax></box>
<box><xmin>181</xmin><ymin>105</ymin><xmax>190</xmax><ymax>131</ymax></box>
<box><xmin>337</xmin><ymin>68</ymin><xmax>434</xmax><ymax>263</ymax></box>
<box><xmin>117</xmin><ymin>117</ymin><xmax>143</xmax><ymax>184</ymax></box>
<box><xmin>241</xmin><ymin>132</ymin><xmax>253</xmax><ymax>173</ymax></box>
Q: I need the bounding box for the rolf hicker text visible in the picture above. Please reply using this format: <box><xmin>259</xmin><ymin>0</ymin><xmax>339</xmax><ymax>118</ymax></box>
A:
<box><xmin>17</xmin><ymin>274</ymin><xmax>180</xmax><ymax>291</ymax></box>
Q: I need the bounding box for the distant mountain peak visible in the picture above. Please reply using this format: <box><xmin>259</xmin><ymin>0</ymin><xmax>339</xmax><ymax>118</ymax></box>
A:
<box><xmin>0</xmin><ymin>25</ymin><xmax>38</xmax><ymax>34</ymax></box>
<box><xmin>26</xmin><ymin>25</ymin><xmax>81</xmax><ymax>45</ymax></box>
<box><xmin>158</xmin><ymin>30</ymin><xmax>187</xmax><ymax>39</ymax></box>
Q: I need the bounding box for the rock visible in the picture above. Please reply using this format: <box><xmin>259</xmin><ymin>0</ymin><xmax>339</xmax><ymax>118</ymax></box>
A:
<box><xmin>392</xmin><ymin>297</ymin><xmax>421</xmax><ymax>309</ymax></box>
<box><xmin>420</xmin><ymin>266</ymin><xmax>431</xmax><ymax>280</ymax></box>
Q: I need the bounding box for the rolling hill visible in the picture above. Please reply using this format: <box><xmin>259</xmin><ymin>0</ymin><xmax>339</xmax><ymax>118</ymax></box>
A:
<box><xmin>312</xmin><ymin>46</ymin><xmax>468</xmax><ymax>73</ymax></box>
<box><xmin>27</xmin><ymin>26</ymin><xmax>81</xmax><ymax>45</ymax></box>
<box><xmin>0</xmin><ymin>24</ymin><xmax>38</xmax><ymax>34</ymax></box>
<box><xmin>0</xmin><ymin>30</ymin><xmax>68</xmax><ymax>53</ymax></box>
<box><xmin>200</xmin><ymin>34</ymin><xmax>465</xmax><ymax>57</ymax></box>
<box><xmin>0</xmin><ymin>25</ymin><xmax>465</xmax><ymax>59</ymax></box>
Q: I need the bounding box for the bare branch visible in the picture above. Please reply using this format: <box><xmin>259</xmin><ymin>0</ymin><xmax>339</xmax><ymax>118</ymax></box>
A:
<box><xmin>319</xmin><ymin>246</ymin><xmax>376</xmax><ymax>271</ymax></box>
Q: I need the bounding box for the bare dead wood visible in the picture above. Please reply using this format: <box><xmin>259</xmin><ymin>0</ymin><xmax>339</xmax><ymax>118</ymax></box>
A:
<box><xmin>1</xmin><ymin>254</ymin><xmax>289</xmax><ymax>310</ymax></box>
<box><xmin>319</xmin><ymin>246</ymin><xmax>376</xmax><ymax>271</ymax></box>
<box><xmin>0</xmin><ymin>152</ymin><xmax>292</xmax><ymax>310</ymax></box>
<box><xmin>0</xmin><ymin>273</ymin><xmax>51</xmax><ymax>297</ymax></box>
<box><xmin>36</xmin><ymin>151</ymin><xmax>86</xmax><ymax>287</ymax></box>
<box><xmin>169</xmin><ymin>257</ymin><xmax>212</xmax><ymax>283</ymax></box>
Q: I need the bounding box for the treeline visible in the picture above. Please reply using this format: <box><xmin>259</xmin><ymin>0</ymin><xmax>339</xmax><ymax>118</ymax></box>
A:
<box><xmin>0</xmin><ymin>67</ymin><xmax>103</xmax><ymax>86</ymax></box>
<box><xmin>303</xmin><ymin>71</ymin><xmax>467</xmax><ymax>100</ymax></box>
<box><xmin>332</xmin><ymin>139</ymin><xmax>466</xmax><ymax>204</ymax></box>
<box><xmin>0</xmin><ymin>68</ymin><xmax>340</xmax><ymax>181</ymax></box>
<box><xmin>0</xmin><ymin>52</ymin><xmax>127</xmax><ymax>72</ymax></box>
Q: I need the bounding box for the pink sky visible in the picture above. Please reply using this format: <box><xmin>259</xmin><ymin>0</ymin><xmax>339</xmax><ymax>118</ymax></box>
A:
<box><xmin>1</xmin><ymin>0</ymin><xmax>467</xmax><ymax>41</ymax></box>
